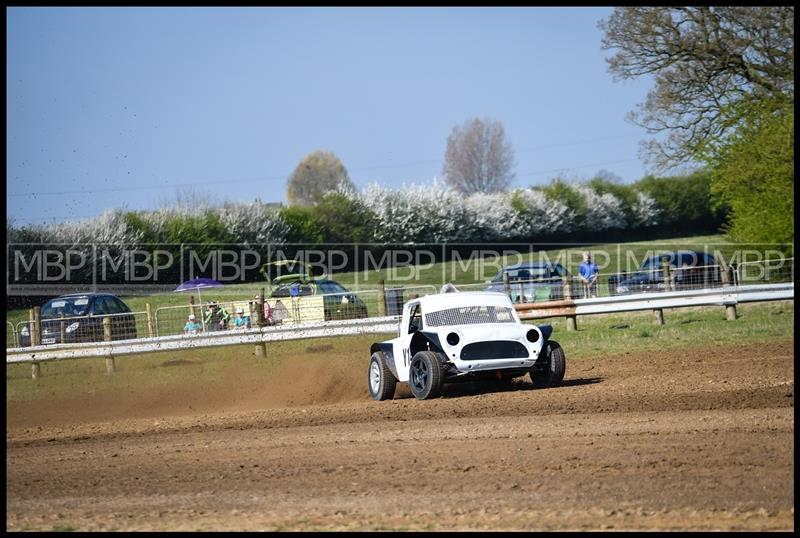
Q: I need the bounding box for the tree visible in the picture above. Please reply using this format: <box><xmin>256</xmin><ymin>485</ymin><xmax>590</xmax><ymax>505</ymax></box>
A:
<box><xmin>286</xmin><ymin>150</ymin><xmax>355</xmax><ymax>207</ymax></box>
<box><xmin>539</xmin><ymin>178</ymin><xmax>588</xmax><ymax>223</ymax></box>
<box><xmin>279</xmin><ymin>205</ymin><xmax>324</xmax><ymax>243</ymax></box>
<box><xmin>589</xmin><ymin>172</ymin><xmax>640</xmax><ymax>227</ymax></box>
<box><xmin>599</xmin><ymin>7</ymin><xmax>794</xmax><ymax>168</ymax></box>
<box><xmin>703</xmin><ymin>98</ymin><xmax>793</xmax><ymax>249</ymax></box>
<box><xmin>442</xmin><ymin>117</ymin><xmax>516</xmax><ymax>194</ymax></box>
<box><xmin>633</xmin><ymin>170</ymin><xmax>726</xmax><ymax>236</ymax></box>
<box><xmin>314</xmin><ymin>192</ymin><xmax>377</xmax><ymax>243</ymax></box>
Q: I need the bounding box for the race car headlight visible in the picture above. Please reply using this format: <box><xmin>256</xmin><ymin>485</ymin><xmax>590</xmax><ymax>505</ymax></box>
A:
<box><xmin>65</xmin><ymin>322</ymin><xmax>80</xmax><ymax>333</ymax></box>
<box><xmin>526</xmin><ymin>329</ymin><xmax>539</xmax><ymax>343</ymax></box>
<box><xmin>446</xmin><ymin>332</ymin><xmax>460</xmax><ymax>346</ymax></box>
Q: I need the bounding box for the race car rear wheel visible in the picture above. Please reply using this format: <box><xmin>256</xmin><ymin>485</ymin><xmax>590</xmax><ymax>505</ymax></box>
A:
<box><xmin>409</xmin><ymin>351</ymin><xmax>444</xmax><ymax>400</ymax></box>
<box><xmin>530</xmin><ymin>340</ymin><xmax>566</xmax><ymax>389</ymax></box>
<box><xmin>368</xmin><ymin>352</ymin><xmax>397</xmax><ymax>401</ymax></box>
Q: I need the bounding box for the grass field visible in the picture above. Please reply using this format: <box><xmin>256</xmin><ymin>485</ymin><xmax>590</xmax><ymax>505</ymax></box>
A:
<box><xmin>9</xmin><ymin>233</ymin><xmax>788</xmax><ymax>329</ymax></box>
<box><xmin>7</xmin><ymin>300</ymin><xmax>793</xmax><ymax>404</ymax></box>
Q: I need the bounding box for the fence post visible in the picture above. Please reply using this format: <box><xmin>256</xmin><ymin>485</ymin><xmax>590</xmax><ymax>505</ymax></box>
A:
<box><xmin>255</xmin><ymin>288</ymin><xmax>267</xmax><ymax>358</ymax></box>
<box><xmin>653</xmin><ymin>257</ymin><xmax>670</xmax><ymax>324</ymax></box>
<box><xmin>188</xmin><ymin>295</ymin><xmax>195</xmax><ymax>318</ymax></box>
<box><xmin>103</xmin><ymin>317</ymin><xmax>116</xmax><ymax>374</ymax></box>
<box><xmin>146</xmin><ymin>303</ymin><xmax>155</xmax><ymax>337</ymax></box>
<box><xmin>377</xmin><ymin>279</ymin><xmax>387</xmax><ymax>317</ymax></box>
<box><xmin>60</xmin><ymin>313</ymin><xmax>66</xmax><ymax>344</ymax></box>
<box><xmin>31</xmin><ymin>307</ymin><xmax>41</xmax><ymax>347</ymax></box>
<box><xmin>30</xmin><ymin>307</ymin><xmax>41</xmax><ymax>378</ymax></box>
<box><xmin>562</xmin><ymin>275</ymin><xmax>577</xmax><ymax>331</ymax></box>
<box><xmin>720</xmin><ymin>263</ymin><xmax>738</xmax><ymax>320</ymax></box>
<box><xmin>254</xmin><ymin>294</ymin><xmax>264</xmax><ymax>327</ymax></box>
<box><xmin>720</xmin><ymin>263</ymin><xmax>731</xmax><ymax>286</ymax></box>
<box><xmin>662</xmin><ymin>257</ymin><xmax>672</xmax><ymax>292</ymax></box>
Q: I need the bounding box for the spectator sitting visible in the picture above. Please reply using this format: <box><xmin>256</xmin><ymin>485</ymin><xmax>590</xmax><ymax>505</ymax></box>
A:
<box><xmin>233</xmin><ymin>306</ymin><xmax>251</xmax><ymax>330</ymax></box>
<box><xmin>183</xmin><ymin>314</ymin><xmax>202</xmax><ymax>335</ymax></box>
<box><xmin>204</xmin><ymin>301</ymin><xmax>231</xmax><ymax>331</ymax></box>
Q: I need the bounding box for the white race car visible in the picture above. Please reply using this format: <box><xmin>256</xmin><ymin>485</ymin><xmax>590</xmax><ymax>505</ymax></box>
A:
<box><xmin>368</xmin><ymin>290</ymin><xmax>566</xmax><ymax>400</ymax></box>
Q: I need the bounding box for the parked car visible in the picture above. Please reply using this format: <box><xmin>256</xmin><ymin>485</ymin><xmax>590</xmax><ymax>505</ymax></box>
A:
<box><xmin>19</xmin><ymin>293</ymin><xmax>137</xmax><ymax>346</ymax></box>
<box><xmin>608</xmin><ymin>251</ymin><xmax>721</xmax><ymax>295</ymax></box>
<box><xmin>368</xmin><ymin>289</ymin><xmax>566</xmax><ymax>400</ymax></box>
<box><xmin>485</xmin><ymin>262</ymin><xmax>572</xmax><ymax>303</ymax></box>
<box><xmin>269</xmin><ymin>275</ymin><xmax>369</xmax><ymax>321</ymax></box>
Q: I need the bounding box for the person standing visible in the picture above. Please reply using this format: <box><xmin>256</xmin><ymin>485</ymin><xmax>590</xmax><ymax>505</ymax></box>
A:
<box><xmin>578</xmin><ymin>251</ymin><xmax>599</xmax><ymax>298</ymax></box>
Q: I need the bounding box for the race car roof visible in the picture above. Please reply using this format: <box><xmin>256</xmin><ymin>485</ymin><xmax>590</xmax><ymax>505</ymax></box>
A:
<box><xmin>411</xmin><ymin>291</ymin><xmax>513</xmax><ymax>312</ymax></box>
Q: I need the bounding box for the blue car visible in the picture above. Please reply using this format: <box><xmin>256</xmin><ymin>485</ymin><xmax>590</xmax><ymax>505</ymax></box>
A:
<box><xmin>19</xmin><ymin>293</ymin><xmax>138</xmax><ymax>346</ymax></box>
<box><xmin>486</xmin><ymin>263</ymin><xmax>572</xmax><ymax>303</ymax></box>
<box><xmin>608</xmin><ymin>251</ymin><xmax>721</xmax><ymax>295</ymax></box>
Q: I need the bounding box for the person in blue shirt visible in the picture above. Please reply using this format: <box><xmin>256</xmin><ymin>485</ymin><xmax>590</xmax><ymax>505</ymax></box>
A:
<box><xmin>578</xmin><ymin>251</ymin><xmax>599</xmax><ymax>298</ymax></box>
<box><xmin>183</xmin><ymin>314</ymin><xmax>202</xmax><ymax>335</ymax></box>
<box><xmin>233</xmin><ymin>306</ymin><xmax>251</xmax><ymax>330</ymax></box>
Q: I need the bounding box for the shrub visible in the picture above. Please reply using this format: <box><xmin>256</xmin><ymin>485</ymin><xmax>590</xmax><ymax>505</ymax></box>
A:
<box><xmin>315</xmin><ymin>192</ymin><xmax>378</xmax><ymax>243</ymax></box>
<box><xmin>280</xmin><ymin>205</ymin><xmax>324</xmax><ymax>244</ymax></box>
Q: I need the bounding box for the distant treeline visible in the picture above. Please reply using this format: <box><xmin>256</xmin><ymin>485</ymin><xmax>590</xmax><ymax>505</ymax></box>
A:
<box><xmin>6</xmin><ymin>171</ymin><xmax>728</xmax><ymax>310</ymax></box>
<box><xmin>7</xmin><ymin>171</ymin><xmax>727</xmax><ymax>248</ymax></box>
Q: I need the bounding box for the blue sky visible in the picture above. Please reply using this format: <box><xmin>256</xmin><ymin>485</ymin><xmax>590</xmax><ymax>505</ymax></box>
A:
<box><xmin>7</xmin><ymin>7</ymin><xmax>657</xmax><ymax>225</ymax></box>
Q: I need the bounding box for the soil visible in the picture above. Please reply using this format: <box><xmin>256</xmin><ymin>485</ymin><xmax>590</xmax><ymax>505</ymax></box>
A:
<box><xmin>6</xmin><ymin>338</ymin><xmax>794</xmax><ymax>531</ymax></box>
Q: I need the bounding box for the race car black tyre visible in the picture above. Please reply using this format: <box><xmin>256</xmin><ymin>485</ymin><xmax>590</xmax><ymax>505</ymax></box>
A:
<box><xmin>409</xmin><ymin>351</ymin><xmax>444</xmax><ymax>400</ymax></box>
<box><xmin>368</xmin><ymin>352</ymin><xmax>397</xmax><ymax>401</ymax></box>
<box><xmin>530</xmin><ymin>340</ymin><xmax>566</xmax><ymax>389</ymax></box>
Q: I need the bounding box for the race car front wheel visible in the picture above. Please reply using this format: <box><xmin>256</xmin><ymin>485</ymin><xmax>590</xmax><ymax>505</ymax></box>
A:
<box><xmin>530</xmin><ymin>340</ymin><xmax>566</xmax><ymax>389</ymax></box>
<box><xmin>409</xmin><ymin>351</ymin><xmax>444</xmax><ymax>400</ymax></box>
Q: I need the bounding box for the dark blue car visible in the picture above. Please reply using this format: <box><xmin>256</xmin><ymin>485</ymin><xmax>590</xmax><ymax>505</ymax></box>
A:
<box><xmin>19</xmin><ymin>293</ymin><xmax>138</xmax><ymax>346</ymax></box>
<box><xmin>609</xmin><ymin>251</ymin><xmax>721</xmax><ymax>295</ymax></box>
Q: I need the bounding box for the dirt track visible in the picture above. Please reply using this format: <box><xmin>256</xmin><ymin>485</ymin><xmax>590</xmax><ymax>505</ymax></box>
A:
<box><xmin>6</xmin><ymin>338</ymin><xmax>795</xmax><ymax>531</ymax></box>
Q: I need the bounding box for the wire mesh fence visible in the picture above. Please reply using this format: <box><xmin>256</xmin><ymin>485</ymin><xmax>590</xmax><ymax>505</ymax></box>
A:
<box><xmin>7</xmin><ymin>321</ymin><xmax>18</xmax><ymax>349</ymax></box>
<box><xmin>6</xmin><ymin>284</ymin><xmax>440</xmax><ymax>348</ymax></box>
<box><xmin>605</xmin><ymin>263</ymin><xmax>729</xmax><ymax>297</ymax></box>
<box><xmin>5</xmin><ymin>260</ymin><xmax>792</xmax><ymax>350</ymax></box>
<box><xmin>151</xmin><ymin>285</ymin><xmax>439</xmax><ymax>339</ymax></box>
<box><xmin>736</xmin><ymin>258</ymin><xmax>794</xmax><ymax>285</ymax></box>
<box><xmin>14</xmin><ymin>311</ymin><xmax>149</xmax><ymax>348</ymax></box>
<box><xmin>155</xmin><ymin>300</ymin><xmax>258</xmax><ymax>338</ymax></box>
<box><xmin>456</xmin><ymin>278</ymin><xmax>586</xmax><ymax>302</ymax></box>
<box><xmin>449</xmin><ymin>259</ymin><xmax>795</xmax><ymax>302</ymax></box>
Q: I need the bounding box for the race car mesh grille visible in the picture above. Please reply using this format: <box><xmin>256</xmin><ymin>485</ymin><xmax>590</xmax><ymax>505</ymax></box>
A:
<box><xmin>460</xmin><ymin>341</ymin><xmax>530</xmax><ymax>361</ymax></box>
<box><xmin>424</xmin><ymin>306</ymin><xmax>516</xmax><ymax>327</ymax></box>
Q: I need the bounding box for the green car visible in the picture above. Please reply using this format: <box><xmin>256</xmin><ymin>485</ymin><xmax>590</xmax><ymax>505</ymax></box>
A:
<box><xmin>269</xmin><ymin>275</ymin><xmax>369</xmax><ymax>321</ymax></box>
